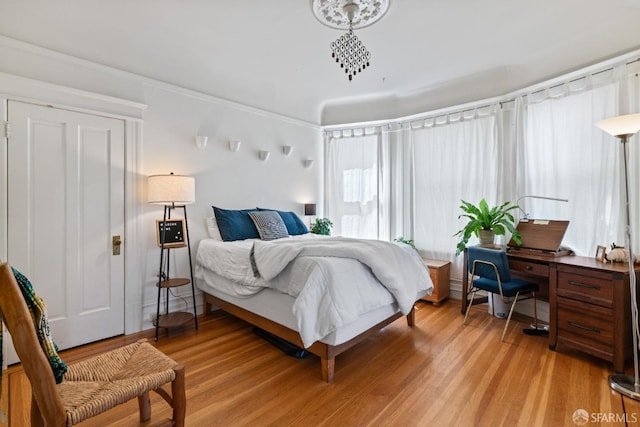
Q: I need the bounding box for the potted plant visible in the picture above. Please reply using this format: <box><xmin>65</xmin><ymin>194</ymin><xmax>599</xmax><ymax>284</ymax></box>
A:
<box><xmin>394</xmin><ymin>236</ymin><xmax>416</xmax><ymax>250</ymax></box>
<box><xmin>454</xmin><ymin>198</ymin><xmax>522</xmax><ymax>255</ymax></box>
<box><xmin>310</xmin><ymin>218</ymin><xmax>333</xmax><ymax>235</ymax></box>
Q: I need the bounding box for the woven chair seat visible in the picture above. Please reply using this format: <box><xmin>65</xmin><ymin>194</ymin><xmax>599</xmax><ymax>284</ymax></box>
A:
<box><xmin>0</xmin><ymin>262</ymin><xmax>186</xmax><ymax>427</ymax></box>
<box><xmin>58</xmin><ymin>340</ymin><xmax>179</xmax><ymax>425</ymax></box>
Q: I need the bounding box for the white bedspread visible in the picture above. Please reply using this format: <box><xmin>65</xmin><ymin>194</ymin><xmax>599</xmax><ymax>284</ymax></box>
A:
<box><xmin>196</xmin><ymin>238</ymin><xmax>265</xmax><ymax>296</ymax></box>
<box><xmin>195</xmin><ymin>235</ymin><xmax>433</xmax><ymax>347</ymax></box>
<box><xmin>251</xmin><ymin>237</ymin><xmax>431</xmax><ymax>316</ymax></box>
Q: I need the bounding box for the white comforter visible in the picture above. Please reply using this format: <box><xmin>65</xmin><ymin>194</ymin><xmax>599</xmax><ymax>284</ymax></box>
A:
<box><xmin>251</xmin><ymin>237</ymin><xmax>431</xmax><ymax>315</ymax></box>
<box><xmin>196</xmin><ymin>235</ymin><xmax>433</xmax><ymax>347</ymax></box>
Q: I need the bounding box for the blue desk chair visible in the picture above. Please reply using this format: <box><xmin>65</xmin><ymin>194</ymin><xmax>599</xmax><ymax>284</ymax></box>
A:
<box><xmin>464</xmin><ymin>246</ymin><xmax>539</xmax><ymax>341</ymax></box>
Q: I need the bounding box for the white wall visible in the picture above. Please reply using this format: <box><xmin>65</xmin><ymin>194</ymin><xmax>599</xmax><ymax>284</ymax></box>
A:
<box><xmin>139</xmin><ymin>85</ymin><xmax>323</xmax><ymax>329</ymax></box>
<box><xmin>0</xmin><ymin>37</ymin><xmax>323</xmax><ymax>334</ymax></box>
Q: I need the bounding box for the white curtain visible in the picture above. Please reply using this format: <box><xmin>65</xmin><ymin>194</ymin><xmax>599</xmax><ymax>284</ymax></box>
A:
<box><xmin>325</xmin><ymin>133</ymin><xmax>380</xmax><ymax>239</ymax></box>
<box><xmin>517</xmin><ymin>81</ymin><xmax>620</xmax><ymax>256</ymax></box>
<box><xmin>379</xmin><ymin>125</ymin><xmax>411</xmax><ymax>242</ymax></box>
<box><xmin>324</xmin><ymin>55</ymin><xmax>640</xmax><ymax>280</ymax></box>
<box><xmin>412</xmin><ymin>107</ymin><xmax>502</xmax><ymax>277</ymax></box>
<box><xmin>626</xmin><ymin>65</ymin><xmax>640</xmax><ymax>258</ymax></box>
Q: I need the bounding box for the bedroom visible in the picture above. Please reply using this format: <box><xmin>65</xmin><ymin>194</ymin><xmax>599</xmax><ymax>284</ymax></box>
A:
<box><xmin>2</xmin><ymin>0</ymin><xmax>640</xmax><ymax>425</ymax></box>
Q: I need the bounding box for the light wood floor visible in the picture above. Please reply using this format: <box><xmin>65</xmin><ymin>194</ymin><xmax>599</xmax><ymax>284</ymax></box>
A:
<box><xmin>5</xmin><ymin>299</ymin><xmax>640</xmax><ymax>426</ymax></box>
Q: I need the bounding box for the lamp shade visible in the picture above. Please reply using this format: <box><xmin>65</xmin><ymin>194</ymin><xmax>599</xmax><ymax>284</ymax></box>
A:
<box><xmin>595</xmin><ymin>113</ymin><xmax>640</xmax><ymax>137</ymax></box>
<box><xmin>304</xmin><ymin>203</ymin><xmax>317</xmax><ymax>216</ymax></box>
<box><xmin>148</xmin><ymin>174</ymin><xmax>195</xmax><ymax>205</ymax></box>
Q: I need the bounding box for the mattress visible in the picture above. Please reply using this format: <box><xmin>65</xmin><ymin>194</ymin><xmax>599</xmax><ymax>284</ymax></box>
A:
<box><xmin>196</xmin><ymin>267</ymin><xmax>401</xmax><ymax>347</ymax></box>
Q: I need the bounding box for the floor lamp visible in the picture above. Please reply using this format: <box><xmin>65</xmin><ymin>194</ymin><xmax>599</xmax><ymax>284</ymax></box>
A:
<box><xmin>596</xmin><ymin>113</ymin><xmax>640</xmax><ymax>400</ymax></box>
<box><xmin>148</xmin><ymin>173</ymin><xmax>198</xmax><ymax>340</ymax></box>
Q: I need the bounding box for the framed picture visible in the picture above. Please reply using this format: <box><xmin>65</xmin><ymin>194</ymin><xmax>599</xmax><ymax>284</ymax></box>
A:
<box><xmin>156</xmin><ymin>219</ymin><xmax>187</xmax><ymax>248</ymax></box>
<box><xmin>595</xmin><ymin>245</ymin><xmax>607</xmax><ymax>262</ymax></box>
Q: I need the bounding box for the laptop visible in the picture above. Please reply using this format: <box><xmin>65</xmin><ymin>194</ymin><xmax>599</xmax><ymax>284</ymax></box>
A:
<box><xmin>508</xmin><ymin>219</ymin><xmax>571</xmax><ymax>255</ymax></box>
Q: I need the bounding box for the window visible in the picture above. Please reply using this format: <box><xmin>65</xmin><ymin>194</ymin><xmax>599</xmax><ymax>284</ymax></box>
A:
<box><xmin>325</xmin><ymin>60</ymin><xmax>640</xmax><ymax>279</ymax></box>
<box><xmin>412</xmin><ymin>113</ymin><xmax>501</xmax><ymax>262</ymax></box>
<box><xmin>519</xmin><ymin>83</ymin><xmax>619</xmax><ymax>255</ymax></box>
<box><xmin>326</xmin><ymin>134</ymin><xmax>379</xmax><ymax>239</ymax></box>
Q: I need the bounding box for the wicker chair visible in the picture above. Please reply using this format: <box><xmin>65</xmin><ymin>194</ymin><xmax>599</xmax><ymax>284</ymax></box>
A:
<box><xmin>0</xmin><ymin>262</ymin><xmax>186</xmax><ymax>426</ymax></box>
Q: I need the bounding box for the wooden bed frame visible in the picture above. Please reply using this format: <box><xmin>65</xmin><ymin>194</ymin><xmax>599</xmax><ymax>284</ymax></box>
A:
<box><xmin>203</xmin><ymin>292</ymin><xmax>415</xmax><ymax>383</ymax></box>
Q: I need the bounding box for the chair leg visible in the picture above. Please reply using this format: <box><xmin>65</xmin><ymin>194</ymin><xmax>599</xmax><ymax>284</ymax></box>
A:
<box><xmin>501</xmin><ymin>291</ymin><xmax>520</xmax><ymax>341</ymax></box>
<box><xmin>172</xmin><ymin>364</ymin><xmax>187</xmax><ymax>427</ymax></box>
<box><xmin>30</xmin><ymin>395</ymin><xmax>44</xmax><ymax>427</ymax></box>
<box><xmin>463</xmin><ymin>289</ymin><xmax>477</xmax><ymax>325</ymax></box>
<box><xmin>138</xmin><ymin>391</ymin><xmax>151</xmax><ymax>422</ymax></box>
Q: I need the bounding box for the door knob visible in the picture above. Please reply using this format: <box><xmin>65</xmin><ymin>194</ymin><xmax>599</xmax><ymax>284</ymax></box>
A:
<box><xmin>112</xmin><ymin>235</ymin><xmax>122</xmax><ymax>255</ymax></box>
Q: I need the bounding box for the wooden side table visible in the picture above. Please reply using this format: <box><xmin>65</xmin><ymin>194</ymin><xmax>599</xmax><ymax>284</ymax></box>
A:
<box><xmin>421</xmin><ymin>258</ymin><xmax>451</xmax><ymax>306</ymax></box>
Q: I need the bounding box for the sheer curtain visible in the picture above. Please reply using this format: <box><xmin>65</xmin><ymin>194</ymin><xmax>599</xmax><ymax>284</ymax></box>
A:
<box><xmin>516</xmin><ymin>80</ymin><xmax>620</xmax><ymax>256</ymax></box>
<box><xmin>412</xmin><ymin>107</ymin><xmax>503</xmax><ymax>276</ymax></box>
<box><xmin>325</xmin><ymin>132</ymin><xmax>380</xmax><ymax>238</ymax></box>
<box><xmin>626</xmin><ymin>64</ymin><xmax>640</xmax><ymax>256</ymax></box>
<box><xmin>323</xmin><ymin>54</ymin><xmax>640</xmax><ymax>283</ymax></box>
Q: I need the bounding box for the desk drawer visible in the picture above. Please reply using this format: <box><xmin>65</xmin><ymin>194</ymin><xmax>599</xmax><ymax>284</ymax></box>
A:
<box><xmin>509</xmin><ymin>259</ymin><xmax>549</xmax><ymax>278</ymax></box>
<box><xmin>557</xmin><ymin>296</ymin><xmax>613</xmax><ymax>356</ymax></box>
<box><xmin>557</xmin><ymin>271</ymin><xmax>613</xmax><ymax>308</ymax></box>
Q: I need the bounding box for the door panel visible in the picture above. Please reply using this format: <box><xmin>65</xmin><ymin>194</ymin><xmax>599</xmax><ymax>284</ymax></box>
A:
<box><xmin>7</xmin><ymin>100</ymin><xmax>125</xmax><ymax>359</ymax></box>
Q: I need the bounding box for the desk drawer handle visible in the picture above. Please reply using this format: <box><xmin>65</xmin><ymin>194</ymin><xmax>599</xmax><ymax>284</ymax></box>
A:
<box><xmin>567</xmin><ymin>280</ymin><xmax>601</xmax><ymax>291</ymax></box>
<box><xmin>568</xmin><ymin>321</ymin><xmax>601</xmax><ymax>334</ymax></box>
<box><xmin>525</xmin><ymin>265</ymin><xmax>533</xmax><ymax>271</ymax></box>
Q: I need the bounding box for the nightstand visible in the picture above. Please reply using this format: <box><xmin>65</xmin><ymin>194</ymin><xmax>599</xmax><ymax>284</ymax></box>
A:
<box><xmin>421</xmin><ymin>258</ymin><xmax>451</xmax><ymax>306</ymax></box>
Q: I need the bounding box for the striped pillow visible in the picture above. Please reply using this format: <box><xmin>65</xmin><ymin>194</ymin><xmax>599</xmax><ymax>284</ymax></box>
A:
<box><xmin>248</xmin><ymin>211</ymin><xmax>289</xmax><ymax>241</ymax></box>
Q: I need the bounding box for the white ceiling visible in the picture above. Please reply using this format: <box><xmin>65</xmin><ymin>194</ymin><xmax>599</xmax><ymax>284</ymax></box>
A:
<box><xmin>2</xmin><ymin>0</ymin><xmax>640</xmax><ymax>125</ymax></box>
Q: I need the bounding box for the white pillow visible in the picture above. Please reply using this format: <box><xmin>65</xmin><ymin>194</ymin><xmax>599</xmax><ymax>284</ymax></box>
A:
<box><xmin>206</xmin><ymin>217</ymin><xmax>223</xmax><ymax>240</ymax></box>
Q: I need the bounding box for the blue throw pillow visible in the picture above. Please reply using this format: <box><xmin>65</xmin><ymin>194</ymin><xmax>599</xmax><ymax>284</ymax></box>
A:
<box><xmin>257</xmin><ymin>208</ymin><xmax>309</xmax><ymax>235</ymax></box>
<box><xmin>212</xmin><ymin>206</ymin><xmax>260</xmax><ymax>241</ymax></box>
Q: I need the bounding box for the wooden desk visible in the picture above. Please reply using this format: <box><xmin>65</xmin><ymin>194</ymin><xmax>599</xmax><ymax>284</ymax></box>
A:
<box><xmin>461</xmin><ymin>249</ymin><xmax>637</xmax><ymax>372</ymax></box>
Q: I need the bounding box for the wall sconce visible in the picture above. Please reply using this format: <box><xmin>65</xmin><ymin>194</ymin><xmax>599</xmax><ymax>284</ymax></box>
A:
<box><xmin>282</xmin><ymin>145</ymin><xmax>293</xmax><ymax>156</ymax></box>
<box><xmin>259</xmin><ymin>150</ymin><xmax>271</xmax><ymax>161</ymax></box>
<box><xmin>228</xmin><ymin>140</ymin><xmax>241</xmax><ymax>152</ymax></box>
<box><xmin>303</xmin><ymin>159</ymin><xmax>314</xmax><ymax>169</ymax></box>
<box><xmin>195</xmin><ymin>135</ymin><xmax>208</xmax><ymax>150</ymax></box>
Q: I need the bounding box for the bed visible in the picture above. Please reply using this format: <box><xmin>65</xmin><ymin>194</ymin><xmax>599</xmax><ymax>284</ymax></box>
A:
<box><xmin>195</xmin><ymin>207</ymin><xmax>433</xmax><ymax>382</ymax></box>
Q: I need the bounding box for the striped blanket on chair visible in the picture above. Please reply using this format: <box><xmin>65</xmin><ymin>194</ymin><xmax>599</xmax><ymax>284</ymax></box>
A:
<box><xmin>0</xmin><ymin>267</ymin><xmax>67</xmax><ymax>409</ymax></box>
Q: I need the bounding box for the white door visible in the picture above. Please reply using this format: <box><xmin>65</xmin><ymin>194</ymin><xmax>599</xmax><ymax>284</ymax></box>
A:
<box><xmin>6</xmin><ymin>100</ymin><xmax>125</xmax><ymax>359</ymax></box>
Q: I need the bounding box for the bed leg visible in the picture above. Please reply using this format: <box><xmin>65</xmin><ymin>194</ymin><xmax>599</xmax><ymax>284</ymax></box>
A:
<box><xmin>321</xmin><ymin>357</ymin><xmax>335</xmax><ymax>383</ymax></box>
<box><xmin>406</xmin><ymin>306</ymin><xmax>415</xmax><ymax>327</ymax></box>
<box><xmin>203</xmin><ymin>300</ymin><xmax>212</xmax><ymax>315</ymax></box>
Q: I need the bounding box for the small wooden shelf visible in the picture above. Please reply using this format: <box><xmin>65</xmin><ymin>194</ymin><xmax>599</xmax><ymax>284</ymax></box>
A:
<box><xmin>154</xmin><ymin>204</ymin><xmax>198</xmax><ymax>340</ymax></box>
<box><xmin>154</xmin><ymin>311</ymin><xmax>194</xmax><ymax>329</ymax></box>
<box><xmin>158</xmin><ymin>278</ymin><xmax>190</xmax><ymax>288</ymax></box>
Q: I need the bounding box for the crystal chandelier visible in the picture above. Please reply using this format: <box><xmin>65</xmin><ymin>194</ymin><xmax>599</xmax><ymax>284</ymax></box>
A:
<box><xmin>330</xmin><ymin>15</ymin><xmax>370</xmax><ymax>81</ymax></box>
<box><xmin>311</xmin><ymin>0</ymin><xmax>390</xmax><ymax>82</ymax></box>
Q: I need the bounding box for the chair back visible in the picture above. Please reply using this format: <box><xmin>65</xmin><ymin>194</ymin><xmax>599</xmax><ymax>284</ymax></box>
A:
<box><xmin>0</xmin><ymin>263</ymin><xmax>66</xmax><ymax>426</ymax></box>
<box><xmin>467</xmin><ymin>246</ymin><xmax>511</xmax><ymax>282</ymax></box>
